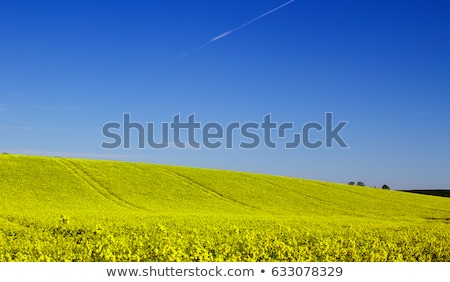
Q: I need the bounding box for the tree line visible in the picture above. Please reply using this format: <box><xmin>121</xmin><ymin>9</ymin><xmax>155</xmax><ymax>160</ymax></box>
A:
<box><xmin>347</xmin><ymin>182</ymin><xmax>390</xmax><ymax>190</ymax></box>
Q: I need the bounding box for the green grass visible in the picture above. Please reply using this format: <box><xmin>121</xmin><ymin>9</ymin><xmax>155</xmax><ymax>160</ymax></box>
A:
<box><xmin>1</xmin><ymin>154</ymin><xmax>449</xmax><ymax>261</ymax></box>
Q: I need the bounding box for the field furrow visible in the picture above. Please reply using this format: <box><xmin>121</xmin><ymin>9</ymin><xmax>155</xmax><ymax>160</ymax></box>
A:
<box><xmin>55</xmin><ymin>158</ymin><xmax>144</xmax><ymax>212</ymax></box>
<box><xmin>161</xmin><ymin>167</ymin><xmax>268</xmax><ymax>214</ymax></box>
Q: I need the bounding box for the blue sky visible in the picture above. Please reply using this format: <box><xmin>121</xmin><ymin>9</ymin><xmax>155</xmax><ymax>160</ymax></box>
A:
<box><xmin>1</xmin><ymin>0</ymin><xmax>449</xmax><ymax>189</ymax></box>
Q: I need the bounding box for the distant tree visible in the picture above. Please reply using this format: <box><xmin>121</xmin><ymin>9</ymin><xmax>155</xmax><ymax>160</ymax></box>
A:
<box><xmin>357</xmin><ymin>181</ymin><xmax>365</xmax><ymax>187</ymax></box>
<box><xmin>348</xmin><ymin>181</ymin><xmax>355</xmax><ymax>185</ymax></box>
<box><xmin>382</xmin><ymin>184</ymin><xmax>390</xmax><ymax>190</ymax></box>
<box><xmin>1</xmin><ymin>152</ymin><xmax>8</xmax><ymax>154</ymax></box>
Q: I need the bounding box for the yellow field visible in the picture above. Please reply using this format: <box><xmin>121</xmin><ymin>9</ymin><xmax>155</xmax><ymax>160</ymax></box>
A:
<box><xmin>1</xmin><ymin>154</ymin><xmax>449</xmax><ymax>261</ymax></box>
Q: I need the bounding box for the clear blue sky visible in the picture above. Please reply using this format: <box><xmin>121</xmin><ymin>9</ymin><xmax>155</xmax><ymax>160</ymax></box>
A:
<box><xmin>1</xmin><ymin>0</ymin><xmax>449</xmax><ymax>189</ymax></box>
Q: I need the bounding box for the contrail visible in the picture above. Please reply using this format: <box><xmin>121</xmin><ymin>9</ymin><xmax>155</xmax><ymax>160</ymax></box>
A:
<box><xmin>175</xmin><ymin>0</ymin><xmax>295</xmax><ymax>62</ymax></box>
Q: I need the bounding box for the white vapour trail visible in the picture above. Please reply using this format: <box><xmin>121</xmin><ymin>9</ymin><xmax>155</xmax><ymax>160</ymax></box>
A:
<box><xmin>175</xmin><ymin>0</ymin><xmax>295</xmax><ymax>62</ymax></box>
<box><xmin>211</xmin><ymin>0</ymin><xmax>295</xmax><ymax>43</ymax></box>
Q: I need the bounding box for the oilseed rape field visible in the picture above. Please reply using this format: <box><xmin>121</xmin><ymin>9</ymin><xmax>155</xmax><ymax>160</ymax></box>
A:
<box><xmin>0</xmin><ymin>154</ymin><xmax>449</xmax><ymax>262</ymax></box>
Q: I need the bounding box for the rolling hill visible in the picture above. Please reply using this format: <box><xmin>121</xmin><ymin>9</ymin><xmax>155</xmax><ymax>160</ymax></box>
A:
<box><xmin>0</xmin><ymin>154</ymin><xmax>449</xmax><ymax>262</ymax></box>
<box><xmin>1</xmin><ymin>154</ymin><xmax>449</xmax><ymax>219</ymax></box>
